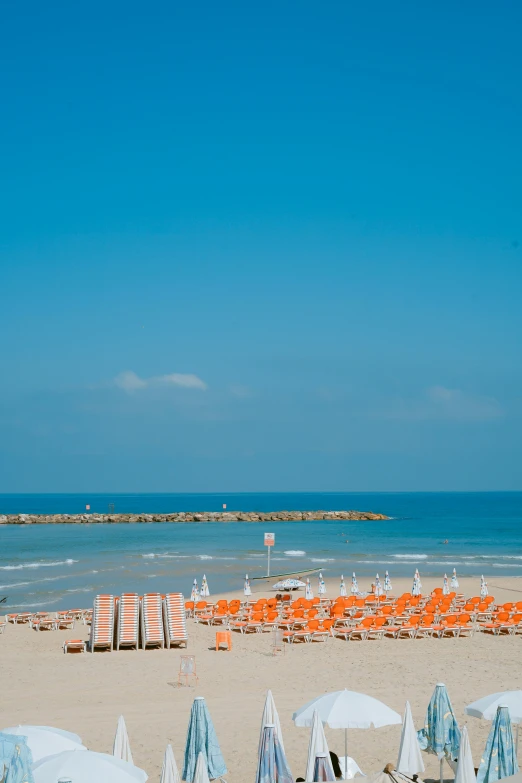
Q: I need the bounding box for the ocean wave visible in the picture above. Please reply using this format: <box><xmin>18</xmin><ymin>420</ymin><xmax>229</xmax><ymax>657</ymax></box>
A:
<box><xmin>391</xmin><ymin>554</ymin><xmax>428</xmax><ymax>559</ymax></box>
<box><xmin>66</xmin><ymin>587</ymin><xmax>91</xmax><ymax>593</ymax></box>
<box><xmin>284</xmin><ymin>550</ymin><xmax>306</xmax><ymax>556</ymax></box>
<box><xmin>356</xmin><ymin>560</ymin><xmax>396</xmax><ymax>565</ymax></box>
<box><xmin>0</xmin><ymin>559</ymin><xmax>78</xmax><ymax>571</ymax></box>
<box><xmin>311</xmin><ymin>558</ymin><xmax>335</xmax><ymax>562</ymax></box>
<box><xmin>492</xmin><ymin>563</ymin><xmax>522</xmax><ymax>568</ymax></box>
<box><xmin>426</xmin><ymin>561</ymin><xmax>469</xmax><ymax>566</ymax></box>
<box><xmin>198</xmin><ymin>555</ymin><xmax>213</xmax><ymax>560</ymax></box>
<box><xmin>0</xmin><ymin>574</ymin><xmax>77</xmax><ymax>590</ymax></box>
<box><xmin>10</xmin><ymin>600</ymin><xmax>62</xmax><ymax>609</ymax></box>
<box><xmin>142</xmin><ymin>554</ymin><xmax>155</xmax><ymax>558</ymax></box>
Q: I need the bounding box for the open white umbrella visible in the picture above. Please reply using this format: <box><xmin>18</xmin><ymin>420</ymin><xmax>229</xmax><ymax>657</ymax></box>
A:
<box><xmin>33</xmin><ymin>749</ymin><xmax>147</xmax><ymax>783</ymax></box>
<box><xmin>466</xmin><ymin>691</ymin><xmax>522</xmax><ymax>752</ymax></box>
<box><xmin>455</xmin><ymin>726</ymin><xmax>476</xmax><ymax>783</ymax></box>
<box><xmin>273</xmin><ymin>579</ymin><xmax>306</xmax><ymax>591</ymax></box>
<box><xmin>1</xmin><ymin>725</ymin><xmax>86</xmax><ymax>763</ymax></box>
<box><xmin>160</xmin><ymin>745</ymin><xmax>181</xmax><ymax>783</ymax></box>
<box><xmin>397</xmin><ymin>702</ymin><xmax>425</xmax><ymax>776</ymax></box>
<box><xmin>293</xmin><ymin>690</ymin><xmax>401</xmax><ymax>779</ymax></box>
<box><xmin>259</xmin><ymin>690</ymin><xmax>285</xmax><ymax>754</ymax></box>
<box><xmin>193</xmin><ymin>752</ymin><xmax>210</xmax><ymax>783</ymax></box>
<box><xmin>305</xmin><ymin>710</ymin><xmax>332</xmax><ymax>782</ymax></box>
<box><xmin>244</xmin><ymin>574</ymin><xmax>252</xmax><ymax>596</ymax></box>
<box><xmin>340</xmin><ymin>576</ymin><xmax>347</xmax><ymax>597</ymax></box>
<box><xmin>113</xmin><ymin>715</ymin><xmax>133</xmax><ymax>764</ymax></box>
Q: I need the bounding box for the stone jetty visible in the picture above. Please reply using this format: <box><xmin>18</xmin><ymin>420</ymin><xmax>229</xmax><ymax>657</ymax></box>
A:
<box><xmin>0</xmin><ymin>510</ymin><xmax>388</xmax><ymax>524</ymax></box>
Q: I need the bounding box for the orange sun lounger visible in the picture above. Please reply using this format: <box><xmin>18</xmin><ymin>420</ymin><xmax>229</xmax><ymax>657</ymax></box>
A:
<box><xmin>163</xmin><ymin>593</ymin><xmax>188</xmax><ymax>648</ymax></box>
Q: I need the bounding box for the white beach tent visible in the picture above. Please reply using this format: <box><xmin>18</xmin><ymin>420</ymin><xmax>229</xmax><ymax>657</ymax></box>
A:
<box><xmin>259</xmin><ymin>690</ymin><xmax>285</xmax><ymax>754</ymax></box>
<box><xmin>305</xmin><ymin>710</ymin><xmax>332</xmax><ymax>782</ymax></box>
<box><xmin>160</xmin><ymin>744</ymin><xmax>181</xmax><ymax>783</ymax></box>
<box><xmin>113</xmin><ymin>715</ymin><xmax>133</xmax><ymax>764</ymax></box>
<box><xmin>396</xmin><ymin>702</ymin><xmax>425</xmax><ymax>777</ymax></box>
<box><xmin>33</xmin><ymin>749</ymin><xmax>147</xmax><ymax>783</ymax></box>
<box><xmin>293</xmin><ymin>690</ymin><xmax>401</xmax><ymax>779</ymax></box>
<box><xmin>454</xmin><ymin>726</ymin><xmax>476</xmax><ymax>783</ymax></box>
<box><xmin>0</xmin><ymin>725</ymin><xmax>86</xmax><ymax>763</ymax></box>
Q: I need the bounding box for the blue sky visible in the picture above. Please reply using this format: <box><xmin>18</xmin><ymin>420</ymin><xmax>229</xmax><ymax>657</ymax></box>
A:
<box><xmin>1</xmin><ymin>1</ymin><xmax>521</xmax><ymax>492</ymax></box>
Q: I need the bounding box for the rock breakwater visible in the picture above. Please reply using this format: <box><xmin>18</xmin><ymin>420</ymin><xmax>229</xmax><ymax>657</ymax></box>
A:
<box><xmin>0</xmin><ymin>510</ymin><xmax>388</xmax><ymax>524</ymax></box>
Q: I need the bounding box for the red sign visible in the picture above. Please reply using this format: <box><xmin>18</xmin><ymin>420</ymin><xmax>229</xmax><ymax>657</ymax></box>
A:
<box><xmin>222</xmin><ymin>504</ymin><xmax>227</xmax><ymax>509</ymax></box>
<box><xmin>85</xmin><ymin>504</ymin><xmax>90</xmax><ymax>511</ymax></box>
<box><xmin>264</xmin><ymin>532</ymin><xmax>275</xmax><ymax>547</ymax></box>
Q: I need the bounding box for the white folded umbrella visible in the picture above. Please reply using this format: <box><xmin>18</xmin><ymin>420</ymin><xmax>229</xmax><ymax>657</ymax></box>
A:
<box><xmin>396</xmin><ymin>702</ymin><xmax>425</xmax><ymax>776</ymax></box>
<box><xmin>160</xmin><ymin>744</ymin><xmax>181</xmax><ymax>783</ymax></box>
<box><xmin>193</xmin><ymin>752</ymin><xmax>210</xmax><ymax>783</ymax></box>
<box><xmin>306</xmin><ymin>710</ymin><xmax>332</xmax><ymax>782</ymax></box>
<box><xmin>113</xmin><ymin>715</ymin><xmax>133</xmax><ymax>764</ymax></box>
<box><xmin>32</xmin><ymin>749</ymin><xmax>147</xmax><ymax>783</ymax></box>
<box><xmin>0</xmin><ymin>725</ymin><xmax>86</xmax><ymax>763</ymax></box>
<box><xmin>454</xmin><ymin>726</ymin><xmax>476</xmax><ymax>783</ymax></box>
<box><xmin>259</xmin><ymin>690</ymin><xmax>285</xmax><ymax>754</ymax></box>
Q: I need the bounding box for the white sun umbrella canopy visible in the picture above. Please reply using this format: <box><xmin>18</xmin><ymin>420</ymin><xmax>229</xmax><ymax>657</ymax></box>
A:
<box><xmin>190</xmin><ymin>579</ymin><xmax>200</xmax><ymax>602</ymax></box>
<box><xmin>318</xmin><ymin>573</ymin><xmax>326</xmax><ymax>595</ymax></box>
<box><xmin>415</xmin><ymin>569</ymin><xmax>422</xmax><ymax>589</ymax></box>
<box><xmin>306</xmin><ymin>578</ymin><xmax>314</xmax><ymax>600</ymax></box>
<box><xmin>375</xmin><ymin>574</ymin><xmax>384</xmax><ymax>598</ymax></box>
<box><xmin>259</xmin><ymin>690</ymin><xmax>285</xmax><ymax>754</ymax></box>
<box><xmin>273</xmin><ymin>578</ymin><xmax>306</xmax><ymax>591</ymax></box>
<box><xmin>351</xmin><ymin>573</ymin><xmax>358</xmax><ymax>595</ymax></box>
<box><xmin>160</xmin><ymin>745</ymin><xmax>181</xmax><ymax>783</ymax></box>
<box><xmin>397</xmin><ymin>702</ymin><xmax>425</xmax><ymax>776</ymax></box>
<box><xmin>451</xmin><ymin>569</ymin><xmax>459</xmax><ymax>589</ymax></box>
<box><xmin>454</xmin><ymin>726</ymin><xmax>476</xmax><ymax>783</ymax></box>
<box><xmin>293</xmin><ymin>690</ymin><xmax>401</xmax><ymax>780</ymax></box>
<box><xmin>244</xmin><ymin>574</ymin><xmax>252</xmax><ymax>596</ymax></box>
<box><xmin>481</xmin><ymin>576</ymin><xmax>489</xmax><ymax>598</ymax></box>
<box><xmin>33</xmin><ymin>750</ymin><xmax>148</xmax><ymax>783</ymax></box>
<box><xmin>0</xmin><ymin>725</ymin><xmax>86</xmax><ymax>764</ymax></box>
<box><xmin>306</xmin><ymin>710</ymin><xmax>333</xmax><ymax>782</ymax></box>
<box><xmin>412</xmin><ymin>572</ymin><xmax>421</xmax><ymax>597</ymax></box>
<box><xmin>113</xmin><ymin>715</ymin><xmax>133</xmax><ymax>764</ymax></box>
<box><xmin>340</xmin><ymin>575</ymin><xmax>347</xmax><ymax>597</ymax></box>
<box><xmin>384</xmin><ymin>571</ymin><xmax>392</xmax><ymax>593</ymax></box>
<box><xmin>443</xmin><ymin>575</ymin><xmax>450</xmax><ymax>596</ymax></box>
<box><xmin>200</xmin><ymin>575</ymin><xmax>210</xmax><ymax>598</ymax></box>
<box><xmin>466</xmin><ymin>691</ymin><xmax>522</xmax><ymax>724</ymax></box>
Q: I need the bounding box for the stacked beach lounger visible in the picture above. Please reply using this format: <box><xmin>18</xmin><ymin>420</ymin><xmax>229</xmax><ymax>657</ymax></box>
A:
<box><xmin>141</xmin><ymin>593</ymin><xmax>165</xmax><ymax>649</ymax></box>
<box><xmin>163</xmin><ymin>593</ymin><xmax>188</xmax><ymax>648</ymax></box>
<box><xmin>116</xmin><ymin>593</ymin><xmax>140</xmax><ymax>651</ymax></box>
<box><xmin>90</xmin><ymin>594</ymin><xmax>115</xmax><ymax>652</ymax></box>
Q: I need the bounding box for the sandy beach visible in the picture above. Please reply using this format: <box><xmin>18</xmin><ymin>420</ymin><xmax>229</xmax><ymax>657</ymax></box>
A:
<box><xmin>1</xmin><ymin>576</ymin><xmax>521</xmax><ymax>782</ymax></box>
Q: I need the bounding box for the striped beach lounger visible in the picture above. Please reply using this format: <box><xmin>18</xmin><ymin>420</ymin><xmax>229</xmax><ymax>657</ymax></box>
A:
<box><xmin>90</xmin><ymin>594</ymin><xmax>115</xmax><ymax>652</ymax></box>
<box><xmin>141</xmin><ymin>593</ymin><xmax>165</xmax><ymax>649</ymax></box>
<box><xmin>116</xmin><ymin>593</ymin><xmax>140</xmax><ymax>650</ymax></box>
<box><xmin>163</xmin><ymin>593</ymin><xmax>188</xmax><ymax>648</ymax></box>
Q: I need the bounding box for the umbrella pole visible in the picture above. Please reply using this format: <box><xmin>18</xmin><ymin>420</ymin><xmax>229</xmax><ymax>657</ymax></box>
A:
<box><xmin>439</xmin><ymin>757</ymin><xmax>444</xmax><ymax>783</ymax></box>
<box><xmin>344</xmin><ymin>728</ymin><xmax>348</xmax><ymax>780</ymax></box>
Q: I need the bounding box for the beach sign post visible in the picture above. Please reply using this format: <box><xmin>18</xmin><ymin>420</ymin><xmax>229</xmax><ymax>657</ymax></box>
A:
<box><xmin>264</xmin><ymin>533</ymin><xmax>275</xmax><ymax>577</ymax></box>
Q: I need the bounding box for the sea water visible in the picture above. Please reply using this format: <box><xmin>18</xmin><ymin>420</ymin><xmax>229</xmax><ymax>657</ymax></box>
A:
<box><xmin>0</xmin><ymin>492</ymin><xmax>520</xmax><ymax>611</ymax></box>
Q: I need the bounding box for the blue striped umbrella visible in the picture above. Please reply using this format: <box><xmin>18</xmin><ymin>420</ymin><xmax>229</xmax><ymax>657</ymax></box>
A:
<box><xmin>183</xmin><ymin>697</ymin><xmax>227</xmax><ymax>782</ymax></box>
<box><xmin>417</xmin><ymin>683</ymin><xmax>461</xmax><ymax>782</ymax></box>
<box><xmin>477</xmin><ymin>705</ymin><xmax>519</xmax><ymax>783</ymax></box>
<box><xmin>0</xmin><ymin>731</ymin><xmax>34</xmax><ymax>783</ymax></box>
<box><xmin>255</xmin><ymin>725</ymin><xmax>293</xmax><ymax>783</ymax></box>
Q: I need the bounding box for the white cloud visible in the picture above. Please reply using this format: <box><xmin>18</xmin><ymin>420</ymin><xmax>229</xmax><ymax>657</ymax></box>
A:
<box><xmin>113</xmin><ymin>371</ymin><xmax>207</xmax><ymax>393</ymax></box>
<box><xmin>377</xmin><ymin>386</ymin><xmax>503</xmax><ymax>422</ymax></box>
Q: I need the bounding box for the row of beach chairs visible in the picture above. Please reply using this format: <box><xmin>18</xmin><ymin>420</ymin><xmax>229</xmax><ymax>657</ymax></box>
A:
<box><xmin>90</xmin><ymin>592</ymin><xmax>187</xmax><ymax>652</ymax></box>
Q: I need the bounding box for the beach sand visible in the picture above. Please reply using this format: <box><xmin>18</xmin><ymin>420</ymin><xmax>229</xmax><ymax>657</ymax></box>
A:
<box><xmin>1</xmin><ymin>576</ymin><xmax>521</xmax><ymax>782</ymax></box>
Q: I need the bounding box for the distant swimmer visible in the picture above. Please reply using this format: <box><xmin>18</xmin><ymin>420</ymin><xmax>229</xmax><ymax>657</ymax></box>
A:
<box><xmin>443</xmin><ymin>539</ymin><xmax>449</xmax><ymax>544</ymax></box>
